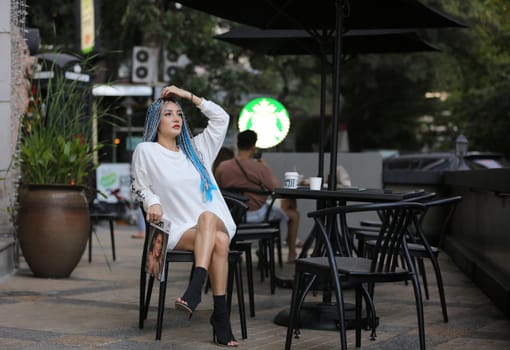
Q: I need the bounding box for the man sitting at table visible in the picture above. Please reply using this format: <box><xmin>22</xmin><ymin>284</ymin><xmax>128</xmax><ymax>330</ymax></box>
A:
<box><xmin>215</xmin><ymin>130</ymin><xmax>300</xmax><ymax>263</ymax></box>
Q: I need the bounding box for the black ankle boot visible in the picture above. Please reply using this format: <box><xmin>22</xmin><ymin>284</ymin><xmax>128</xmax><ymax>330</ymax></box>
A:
<box><xmin>175</xmin><ymin>266</ymin><xmax>207</xmax><ymax>317</ymax></box>
<box><xmin>210</xmin><ymin>295</ymin><xmax>238</xmax><ymax>347</ymax></box>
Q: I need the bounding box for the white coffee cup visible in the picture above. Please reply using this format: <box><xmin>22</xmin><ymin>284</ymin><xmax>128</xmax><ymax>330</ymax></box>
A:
<box><xmin>309</xmin><ymin>177</ymin><xmax>322</xmax><ymax>190</ymax></box>
<box><xmin>284</xmin><ymin>172</ymin><xmax>299</xmax><ymax>189</ymax></box>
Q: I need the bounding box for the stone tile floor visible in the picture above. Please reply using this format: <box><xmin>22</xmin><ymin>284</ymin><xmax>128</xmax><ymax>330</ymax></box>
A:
<box><xmin>0</xmin><ymin>221</ymin><xmax>509</xmax><ymax>349</ymax></box>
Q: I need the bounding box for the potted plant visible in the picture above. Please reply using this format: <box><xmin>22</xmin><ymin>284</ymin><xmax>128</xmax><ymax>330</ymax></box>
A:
<box><xmin>16</xmin><ymin>60</ymin><xmax>108</xmax><ymax>278</ymax></box>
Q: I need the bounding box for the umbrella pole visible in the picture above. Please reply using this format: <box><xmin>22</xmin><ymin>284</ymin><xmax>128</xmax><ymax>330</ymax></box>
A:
<box><xmin>318</xmin><ymin>52</ymin><xmax>327</xmax><ymax>180</ymax></box>
<box><xmin>328</xmin><ymin>0</ymin><xmax>344</xmax><ymax>191</ymax></box>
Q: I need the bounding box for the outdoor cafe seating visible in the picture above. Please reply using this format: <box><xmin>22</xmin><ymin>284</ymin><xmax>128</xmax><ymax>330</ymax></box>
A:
<box><xmin>285</xmin><ymin>201</ymin><xmax>427</xmax><ymax>350</ymax></box>
<box><xmin>350</xmin><ymin>194</ymin><xmax>462</xmax><ymax>323</ymax></box>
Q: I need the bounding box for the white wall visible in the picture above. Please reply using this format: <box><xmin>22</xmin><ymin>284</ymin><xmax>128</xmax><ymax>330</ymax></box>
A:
<box><xmin>262</xmin><ymin>152</ymin><xmax>383</xmax><ymax>242</ymax></box>
<box><xmin>0</xmin><ymin>0</ymin><xmax>12</xmax><ymax>232</ymax></box>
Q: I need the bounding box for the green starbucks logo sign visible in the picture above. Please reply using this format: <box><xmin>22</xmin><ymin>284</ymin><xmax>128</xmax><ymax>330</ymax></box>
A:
<box><xmin>238</xmin><ymin>97</ymin><xmax>290</xmax><ymax>148</ymax></box>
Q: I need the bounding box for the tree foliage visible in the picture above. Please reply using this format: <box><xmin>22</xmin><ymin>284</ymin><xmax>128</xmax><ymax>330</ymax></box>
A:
<box><xmin>26</xmin><ymin>0</ymin><xmax>510</xmax><ymax>156</ymax></box>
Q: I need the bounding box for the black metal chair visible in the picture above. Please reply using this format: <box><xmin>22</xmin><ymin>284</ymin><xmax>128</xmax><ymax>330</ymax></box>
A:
<box><xmin>222</xmin><ymin>191</ymin><xmax>279</xmax><ymax>316</ymax></box>
<box><xmin>88</xmin><ymin>210</ymin><xmax>118</xmax><ymax>263</ymax></box>
<box><xmin>285</xmin><ymin>201</ymin><xmax>427</xmax><ymax>350</ymax></box>
<box><xmin>351</xmin><ymin>192</ymin><xmax>437</xmax><ymax>256</ymax></box>
<box><xmin>405</xmin><ymin>195</ymin><xmax>462</xmax><ymax>322</ymax></box>
<box><xmin>138</xmin><ymin>207</ymin><xmax>247</xmax><ymax>340</ymax></box>
<box><xmin>352</xmin><ymin>195</ymin><xmax>462</xmax><ymax>323</ymax></box>
<box><xmin>222</xmin><ymin>188</ymin><xmax>280</xmax><ymax>296</ymax></box>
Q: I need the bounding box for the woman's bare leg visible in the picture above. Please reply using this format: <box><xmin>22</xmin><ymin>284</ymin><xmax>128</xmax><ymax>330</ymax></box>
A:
<box><xmin>175</xmin><ymin>211</ymin><xmax>237</xmax><ymax>346</ymax></box>
<box><xmin>208</xmin><ymin>231</ymin><xmax>229</xmax><ymax>295</ymax></box>
<box><xmin>175</xmin><ymin>211</ymin><xmax>229</xmax><ymax>304</ymax></box>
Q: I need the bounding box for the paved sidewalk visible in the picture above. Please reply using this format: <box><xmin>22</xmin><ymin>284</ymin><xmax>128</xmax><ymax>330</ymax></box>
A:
<box><xmin>0</xmin><ymin>221</ymin><xmax>509</xmax><ymax>349</ymax></box>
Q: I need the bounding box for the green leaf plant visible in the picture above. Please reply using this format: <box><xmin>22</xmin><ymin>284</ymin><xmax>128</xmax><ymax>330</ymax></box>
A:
<box><xmin>17</xmin><ymin>63</ymin><xmax>108</xmax><ymax>188</ymax></box>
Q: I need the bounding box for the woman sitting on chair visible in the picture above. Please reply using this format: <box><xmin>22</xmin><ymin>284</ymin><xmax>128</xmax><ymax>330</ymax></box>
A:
<box><xmin>131</xmin><ymin>86</ymin><xmax>238</xmax><ymax>347</ymax></box>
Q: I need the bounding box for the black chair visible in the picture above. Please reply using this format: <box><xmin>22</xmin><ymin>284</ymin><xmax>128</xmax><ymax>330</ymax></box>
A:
<box><xmin>222</xmin><ymin>188</ymin><xmax>282</xmax><ymax>290</ymax></box>
<box><xmin>405</xmin><ymin>195</ymin><xmax>462</xmax><ymax>322</ymax></box>
<box><xmin>351</xmin><ymin>192</ymin><xmax>437</xmax><ymax>256</ymax></box>
<box><xmin>352</xmin><ymin>195</ymin><xmax>462</xmax><ymax>323</ymax></box>
<box><xmin>222</xmin><ymin>191</ymin><xmax>279</xmax><ymax>316</ymax></box>
<box><xmin>222</xmin><ymin>189</ymin><xmax>280</xmax><ymax>287</ymax></box>
<box><xmin>285</xmin><ymin>201</ymin><xmax>427</xmax><ymax>350</ymax></box>
<box><xmin>88</xmin><ymin>210</ymin><xmax>118</xmax><ymax>263</ymax></box>
<box><xmin>138</xmin><ymin>207</ymin><xmax>247</xmax><ymax>340</ymax></box>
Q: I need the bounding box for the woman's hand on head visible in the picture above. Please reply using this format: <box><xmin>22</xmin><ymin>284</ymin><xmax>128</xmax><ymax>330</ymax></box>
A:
<box><xmin>160</xmin><ymin>85</ymin><xmax>186</xmax><ymax>99</ymax></box>
<box><xmin>160</xmin><ymin>85</ymin><xmax>202</xmax><ymax>106</ymax></box>
<box><xmin>147</xmin><ymin>204</ymin><xmax>163</xmax><ymax>223</ymax></box>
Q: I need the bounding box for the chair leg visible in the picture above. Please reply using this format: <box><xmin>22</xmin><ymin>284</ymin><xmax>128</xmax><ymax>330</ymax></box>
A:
<box><xmin>257</xmin><ymin>241</ymin><xmax>265</xmax><ymax>282</ymax></box>
<box><xmin>355</xmin><ymin>286</ymin><xmax>362</xmax><ymax>347</ymax></box>
<box><xmin>263</xmin><ymin>239</ymin><xmax>270</xmax><ymax>278</ymax></box>
<box><xmin>276</xmin><ymin>235</ymin><xmax>283</xmax><ymax>268</ymax></box>
<box><xmin>285</xmin><ymin>271</ymin><xmax>304</xmax><ymax>350</ymax></box>
<box><xmin>155</xmin><ymin>264</ymin><xmax>169</xmax><ymax>340</ymax></box>
<box><xmin>417</xmin><ymin>258</ymin><xmax>429</xmax><ymax>300</ymax></box>
<box><xmin>430</xmin><ymin>254</ymin><xmax>448</xmax><ymax>322</ymax></box>
<box><xmin>410</xmin><ymin>275</ymin><xmax>426</xmax><ymax>350</ymax></box>
<box><xmin>361</xmin><ymin>285</ymin><xmax>377</xmax><ymax>340</ymax></box>
<box><xmin>330</xmin><ymin>275</ymin><xmax>347</xmax><ymax>349</ymax></box>
<box><xmin>139</xmin><ymin>269</ymin><xmax>147</xmax><ymax>328</ymax></box>
<box><xmin>140</xmin><ymin>229</ymin><xmax>151</xmax><ymax>326</ymax></box>
<box><xmin>244</xmin><ymin>246</ymin><xmax>255</xmax><ymax>317</ymax></box>
<box><xmin>227</xmin><ymin>263</ymin><xmax>233</xmax><ymax>312</ymax></box>
<box><xmin>268</xmin><ymin>238</ymin><xmax>276</xmax><ymax>294</ymax></box>
<box><xmin>234</xmin><ymin>259</ymin><xmax>247</xmax><ymax>339</ymax></box>
<box><xmin>109</xmin><ymin>218</ymin><xmax>116</xmax><ymax>261</ymax></box>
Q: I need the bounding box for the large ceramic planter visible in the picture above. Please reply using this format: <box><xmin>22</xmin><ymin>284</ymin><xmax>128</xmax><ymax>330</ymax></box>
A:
<box><xmin>18</xmin><ymin>184</ymin><xmax>90</xmax><ymax>278</ymax></box>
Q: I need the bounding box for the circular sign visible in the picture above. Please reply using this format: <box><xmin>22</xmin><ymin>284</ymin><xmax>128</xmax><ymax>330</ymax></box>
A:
<box><xmin>238</xmin><ymin>97</ymin><xmax>290</xmax><ymax>148</ymax></box>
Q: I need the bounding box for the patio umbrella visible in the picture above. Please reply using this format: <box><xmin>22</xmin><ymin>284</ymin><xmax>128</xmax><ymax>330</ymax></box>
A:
<box><xmin>175</xmin><ymin>0</ymin><xmax>465</xmax><ymax>32</ymax></box>
<box><xmin>215</xmin><ymin>27</ymin><xmax>441</xmax><ymax>56</ymax></box>
<box><xmin>175</xmin><ymin>0</ymin><xmax>465</xmax><ymax>188</ymax></box>
<box><xmin>215</xmin><ymin>26</ymin><xmax>441</xmax><ymax>179</ymax></box>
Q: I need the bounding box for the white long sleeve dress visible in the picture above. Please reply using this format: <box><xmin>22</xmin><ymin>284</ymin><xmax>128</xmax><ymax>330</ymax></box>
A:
<box><xmin>131</xmin><ymin>99</ymin><xmax>236</xmax><ymax>250</ymax></box>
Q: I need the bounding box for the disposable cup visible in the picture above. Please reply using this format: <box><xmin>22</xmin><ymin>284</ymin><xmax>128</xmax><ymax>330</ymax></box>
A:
<box><xmin>309</xmin><ymin>177</ymin><xmax>322</xmax><ymax>190</ymax></box>
<box><xmin>284</xmin><ymin>172</ymin><xmax>299</xmax><ymax>189</ymax></box>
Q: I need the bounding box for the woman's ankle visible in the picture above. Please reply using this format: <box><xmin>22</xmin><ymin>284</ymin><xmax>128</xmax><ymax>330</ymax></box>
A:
<box><xmin>181</xmin><ymin>267</ymin><xmax>208</xmax><ymax>308</ymax></box>
<box><xmin>212</xmin><ymin>294</ymin><xmax>227</xmax><ymax>311</ymax></box>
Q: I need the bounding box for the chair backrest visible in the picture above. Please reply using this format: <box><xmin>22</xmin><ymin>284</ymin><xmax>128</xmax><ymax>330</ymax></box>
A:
<box><xmin>222</xmin><ymin>192</ymin><xmax>249</xmax><ymax>225</ymax></box>
<box><xmin>222</xmin><ymin>187</ymin><xmax>277</xmax><ymax>222</ymax></box>
<box><xmin>409</xmin><ymin>195</ymin><xmax>462</xmax><ymax>247</ymax></box>
<box><xmin>372</xmin><ymin>203</ymin><xmax>425</xmax><ymax>272</ymax></box>
<box><xmin>374</xmin><ymin>192</ymin><xmax>437</xmax><ymax>223</ymax></box>
<box><xmin>308</xmin><ymin>201</ymin><xmax>426</xmax><ymax>273</ymax></box>
<box><xmin>418</xmin><ymin>195</ymin><xmax>462</xmax><ymax>224</ymax></box>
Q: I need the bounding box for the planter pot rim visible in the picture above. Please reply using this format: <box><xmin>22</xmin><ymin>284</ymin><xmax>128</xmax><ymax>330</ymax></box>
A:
<box><xmin>22</xmin><ymin>184</ymin><xmax>85</xmax><ymax>191</ymax></box>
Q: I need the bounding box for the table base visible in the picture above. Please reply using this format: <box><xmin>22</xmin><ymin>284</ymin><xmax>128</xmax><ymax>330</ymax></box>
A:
<box><xmin>273</xmin><ymin>302</ymin><xmax>377</xmax><ymax>331</ymax></box>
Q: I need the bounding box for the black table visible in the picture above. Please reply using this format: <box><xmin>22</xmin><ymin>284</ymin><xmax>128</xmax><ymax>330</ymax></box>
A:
<box><xmin>277</xmin><ymin>186</ymin><xmax>426</xmax><ymax>258</ymax></box>
<box><xmin>276</xmin><ymin>186</ymin><xmax>425</xmax><ymax>202</ymax></box>
<box><xmin>273</xmin><ymin>186</ymin><xmax>428</xmax><ymax>330</ymax></box>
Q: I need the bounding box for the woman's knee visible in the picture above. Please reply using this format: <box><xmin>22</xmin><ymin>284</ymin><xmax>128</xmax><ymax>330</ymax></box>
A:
<box><xmin>198</xmin><ymin>211</ymin><xmax>217</xmax><ymax>226</ymax></box>
<box><xmin>214</xmin><ymin>231</ymin><xmax>230</xmax><ymax>255</ymax></box>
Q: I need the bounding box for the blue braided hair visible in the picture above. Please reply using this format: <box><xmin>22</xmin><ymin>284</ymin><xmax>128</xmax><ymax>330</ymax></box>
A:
<box><xmin>143</xmin><ymin>98</ymin><xmax>217</xmax><ymax>202</ymax></box>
